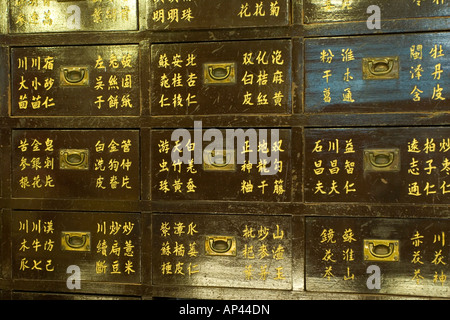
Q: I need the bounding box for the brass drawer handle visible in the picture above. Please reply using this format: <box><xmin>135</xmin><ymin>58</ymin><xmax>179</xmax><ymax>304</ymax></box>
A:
<box><xmin>204</xmin><ymin>62</ymin><xmax>236</xmax><ymax>84</ymax></box>
<box><xmin>208</xmin><ymin>65</ymin><xmax>231</xmax><ymax>81</ymax></box>
<box><xmin>369</xmin><ymin>59</ymin><xmax>394</xmax><ymax>76</ymax></box>
<box><xmin>203</xmin><ymin>149</ymin><xmax>236</xmax><ymax>171</ymax></box>
<box><xmin>61</xmin><ymin>67</ymin><xmax>89</xmax><ymax>86</ymax></box>
<box><xmin>369</xmin><ymin>151</ymin><xmax>394</xmax><ymax>168</ymax></box>
<box><xmin>364</xmin><ymin>239</ymin><xmax>399</xmax><ymax>262</ymax></box>
<box><xmin>60</xmin><ymin>149</ymin><xmax>89</xmax><ymax>170</ymax></box>
<box><xmin>364</xmin><ymin>149</ymin><xmax>400</xmax><ymax>172</ymax></box>
<box><xmin>362</xmin><ymin>56</ymin><xmax>399</xmax><ymax>80</ymax></box>
<box><xmin>61</xmin><ymin>232</ymin><xmax>91</xmax><ymax>252</ymax></box>
<box><xmin>205</xmin><ymin>236</ymin><xmax>236</xmax><ymax>256</ymax></box>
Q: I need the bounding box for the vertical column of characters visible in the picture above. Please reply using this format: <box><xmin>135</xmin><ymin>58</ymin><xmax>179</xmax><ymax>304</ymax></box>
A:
<box><xmin>309</xmin><ymin>135</ymin><xmax>358</xmax><ymax>200</ymax></box>
<box><xmin>93</xmin><ymin>137</ymin><xmax>134</xmax><ymax>192</ymax></box>
<box><xmin>156</xmin><ymin>137</ymin><xmax>199</xmax><ymax>195</ymax></box>
<box><xmin>16</xmin><ymin>216</ymin><xmax>56</xmax><ymax>277</ymax></box>
<box><xmin>241</xmin><ymin>222</ymin><xmax>289</xmax><ymax>284</ymax></box>
<box><xmin>410</xmin><ymin>227</ymin><xmax>449</xmax><ymax>287</ymax></box>
<box><xmin>239</xmin><ymin>133</ymin><xmax>287</xmax><ymax>200</ymax></box>
<box><xmin>16</xmin><ymin>136</ymin><xmax>56</xmax><ymax>191</ymax></box>
<box><xmin>93</xmin><ymin>50</ymin><xmax>138</xmax><ymax>113</ymax></box>
<box><xmin>95</xmin><ymin>218</ymin><xmax>139</xmax><ymax>279</ymax></box>
<box><xmin>156</xmin><ymin>51</ymin><xmax>198</xmax><ymax>111</ymax></box>
<box><xmin>409</xmin><ymin>42</ymin><xmax>446</xmax><ymax>103</ymax></box>
<box><xmin>406</xmin><ymin>135</ymin><xmax>450</xmax><ymax>199</ymax></box>
<box><xmin>240</xmin><ymin>49</ymin><xmax>287</xmax><ymax>110</ymax></box>
<box><xmin>159</xmin><ymin>220</ymin><xmax>201</xmax><ymax>279</ymax></box>
<box><xmin>15</xmin><ymin>53</ymin><xmax>56</xmax><ymax>113</ymax></box>
<box><xmin>319</xmin><ymin>46</ymin><xmax>357</xmax><ymax>106</ymax></box>
<box><xmin>318</xmin><ymin>225</ymin><xmax>358</xmax><ymax>284</ymax></box>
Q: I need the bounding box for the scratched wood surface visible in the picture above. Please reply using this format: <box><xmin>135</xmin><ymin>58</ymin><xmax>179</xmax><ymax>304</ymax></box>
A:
<box><xmin>306</xmin><ymin>216</ymin><xmax>450</xmax><ymax>298</ymax></box>
<box><xmin>304</xmin><ymin>32</ymin><xmax>450</xmax><ymax>113</ymax></box>
<box><xmin>303</xmin><ymin>0</ymin><xmax>450</xmax><ymax>24</ymax></box>
<box><xmin>304</xmin><ymin>127</ymin><xmax>450</xmax><ymax>204</ymax></box>
<box><xmin>11</xmin><ymin>45</ymin><xmax>140</xmax><ymax>117</ymax></box>
<box><xmin>0</xmin><ymin>0</ymin><xmax>449</xmax><ymax>300</ymax></box>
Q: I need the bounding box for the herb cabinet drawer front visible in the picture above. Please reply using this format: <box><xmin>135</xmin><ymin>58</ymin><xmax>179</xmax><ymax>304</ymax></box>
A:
<box><xmin>151</xmin><ymin>39</ymin><xmax>292</xmax><ymax>115</ymax></box>
<box><xmin>305</xmin><ymin>127</ymin><xmax>450</xmax><ymax>204</ymax></box>
<box><xmin>9</xmin><ymin>0</ymin><xmax>138</xmax><ymax>33</ymax></box>
<box><xmin>304</xmin><ymin>32</ymin><xmax>449</xmax><ymax>113</ymax></box>
<box><xmin>12</xmin><ymin>211</ymin><xmax>141</xmax><ymax>284</ymax></box>
<box><xmin>306</xmin><ymin>216</ymin><xmax>450</xmax><ymax>298</ymax></box>
<box><xmin>303</xmin><ymin>0</ymin><xmax>449</xmax><ymax>25</ymax></box>
<box><xmin>152</xmin><ymin>213</ymin><xmax>292</xmax><ymax>290</ymax></box>
<box><xmin>12</xmin><ymin>129</ymin><xmax>140</xmax><ymax>200</ymax></box>
<box><xmin>11</xmin><ymin>45</ymin><xmax>140</xmax><ymax>117</ymax></box>
<box><xmin>151</xmin><ymin>128</ymin><xmax>292</xmax><ymax>202</ymax></box>
<box><xmin>148</xmin><ymin>0</ymin><xmax>289</xmax><ymax>31</ymax></box>
<box><xmin>11</xmin><ymin>291</ymin><xmax>140</xmax><ymax>300</ymax></box>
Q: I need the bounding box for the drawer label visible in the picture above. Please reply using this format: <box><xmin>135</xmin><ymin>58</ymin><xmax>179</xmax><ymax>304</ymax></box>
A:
<box><xmin>151</xmin><ymin>40</ymin><xmax>292</xmax><ymax>115</ymax></box>
<box><xmin>152</xmin><ymin>214</ymin><xmax>292</xmax><ymax>289</ymax></box>
<box><xmin>149</xmin><ymin>0</ymin><xmax>289</xmax><ymax>30</ymax></box>
<box><xmin>12</xmin><ymin>130</ymin><xmax>140</xmax><ymax>200</ymax></box>
<box><xmin>152</xmin><ymin>125</ymin><xmax>292</xmax><ymax>201</ymax></box>
<box><xmin>9</xmin><ymin>0</ymin><xmax>138</xmax><ymax>33</ymax></box>
<box><xmin>305</xmin><ymin>127</ymin><xmax>450</xmax><ymax>204</ymax></box>
<box><xmin>306</xmin><ymin>217</ymin><xmax>450</xmax><ymax>297</ymax></box>
<box><xmin>11</xmin><ymin>45</ymin><xmax>140</xmax><ymax>117</ymax></box>
<box><xmin>304</xmin><ymin>32</ymin><xmax>449</xmax><ymax>113</ymax></box>
<box><xmin>13</xmin><ymin>211</ymin><xmax>141</xmax><ymax>284</ymax></box>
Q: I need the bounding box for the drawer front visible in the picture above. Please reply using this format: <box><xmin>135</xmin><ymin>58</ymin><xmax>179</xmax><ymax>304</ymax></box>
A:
<box><xmin>12</xmin><ymin>211</ymin><xmax>140</xmax><ymax>284</ymax></box>
<box><xmin>152</xmin><ymin>127</ymin><xmax>292</xmax><ymax>201</ymax></box>
<box><xmin>152</xmin><ymin>213</ymin><xmax>292</xmax><ymax>290</ymax></box>
<box><xmin>151</xmin><ymin>40</ymin><xmax>292</xmax><ymax>115</ymax></box>
<box><xmin>305</xmin><ymin>32</ymin><xmax>449</xmax><ymax>113</ymax></box>
<box><xmin>303</xmin><ymin>0</ymin><xmax>449</xmax><ymax>24</ymax></box>
<box><xmin>306</xmin><ymin>216</ymin><xmax>450</xmax><ymax>297</ymax></box>
<box><xmin>9</xmin><ymin>0</ymin><xmax>138</xmax><ymax>33</ymax></box>
<box><xmin>12</xmin><ymin>291</ymin><xmax>140</xmax><ymax>300</ymax></box>
<box><xmin>11</xmin><ymin>45</ymin><xmax>140</xmax><ymax>117</ymax></box>
<box><xmin>305</xmin><ymin>127</ymin><xmax>450</xmax><ymax>204</ymax></box>
<box><xmin>12</xmin><ymin>130</ymin><xmax>140</xmax><ymax>200</ymax></box>
<box><xmin>148</xmin><ymin>0</ymin><xmax>289</xmax><ymax>30</ymax></box>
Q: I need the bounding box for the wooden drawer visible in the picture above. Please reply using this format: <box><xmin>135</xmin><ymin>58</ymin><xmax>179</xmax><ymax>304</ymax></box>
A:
<box><xmin>304</xmin><ymin>32</ymin><xmax>449</xmax><ymax>113</ymax></box>
<box><xmin>303</xmin><ymin>0</ymin><xmax>449</xmax><ymax>24</ymax></box>
<box><xmin>9</xmin><ymin>0</ymin><xmax>138</xmax><ymax>33</ymax></box>
<box><xmin>306</xmin><ymin>216</ymin><xmax>450</xmax><ymax>298</ymax></box>
<box><xmin>151</xmin><ymin>128</ymin><xmax>293</xmax><ymax>202</ymax></box>
<box><xmin>152</xmin><ymin>213</ymin><xmax>292</xmax><ymax>290</ymax></box>
<box><xmin>12</xmin><ymin>129</ymin><xmax>140</xmax><ymax>200</ymax></box>
<box><xmin>305</xmin><ymin>127</ymin><xmax>450</xmax><ymax>204</ymax></box>
<box><xmin>12</xmin><ymin>210</ymin><xmax>140</xmax><ymax>285</ymax></box>
<box><xmin>11</xmin><ymin>291</ymin><xmax>140</xmax><ymax>300</ymax></box>
<box><xmin>11</xmin><ymin>45</ymin><xmax>140</xmax><ymax>117</ymax></box>
<box><xmin>151</xmin><ymin>39</ymin><xmax>292</xmax><ymax>115</ymax></box>
<box><xmin>148</xmin><ymin>0</ymin><xmax>289</xmax><ymax>30</ymax></box>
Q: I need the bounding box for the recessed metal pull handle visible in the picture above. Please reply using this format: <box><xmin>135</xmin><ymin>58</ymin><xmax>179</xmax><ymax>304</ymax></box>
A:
<box><xmin>369</xmin><ymin>152</ymin><xmax>394</xmax><ymax>168</ymax></box>
<box><xmin>205</xmin><ymin>236</ymin><xmax>236</xmax><ymax>256</ymax></box>
<box><xmin>362</xmin><ymin>56</ymin><xmax>399</xmax><ymax>80</ymax></box>
<box><xmin>61</xmin><ymin>232</ymin><xmax>91</xmax><ymax>252</ymax></box>
<box><xmin>209</xmin><ymin>65</ymin><xmax>231</xmax><ymax>81</ymax></box>
<box><xmin>204</xmin><ymin>62</ymin><xmax>236</xmax><ymax>84</ymax></box>
<box><xmin>203</xmin><ymin>149</ymin><xmax>235</xmax><ymax>171</ymax></box>
<box><xmin>369</xmin><ymin>59</ymin><xmax>394</xmax><ymax>76</ymax></box>
<box><xmin>364</xmin><ymin>239</ymin><xmax>399</xmax><ymax>262</ymax></box>
<box><xmin>61</xmin><ymin>67</ymin><xmax>89</xmax><ymax>86</ymax></box>
<box><xmin>364</xmin><ymin>149</ymin><xmax>400</xmax><ymax>172</ymax></box>
<box><xmin>60</xmin><ymin>149</ymin><xmax>89</xmax><ymax>170</ymax></box>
